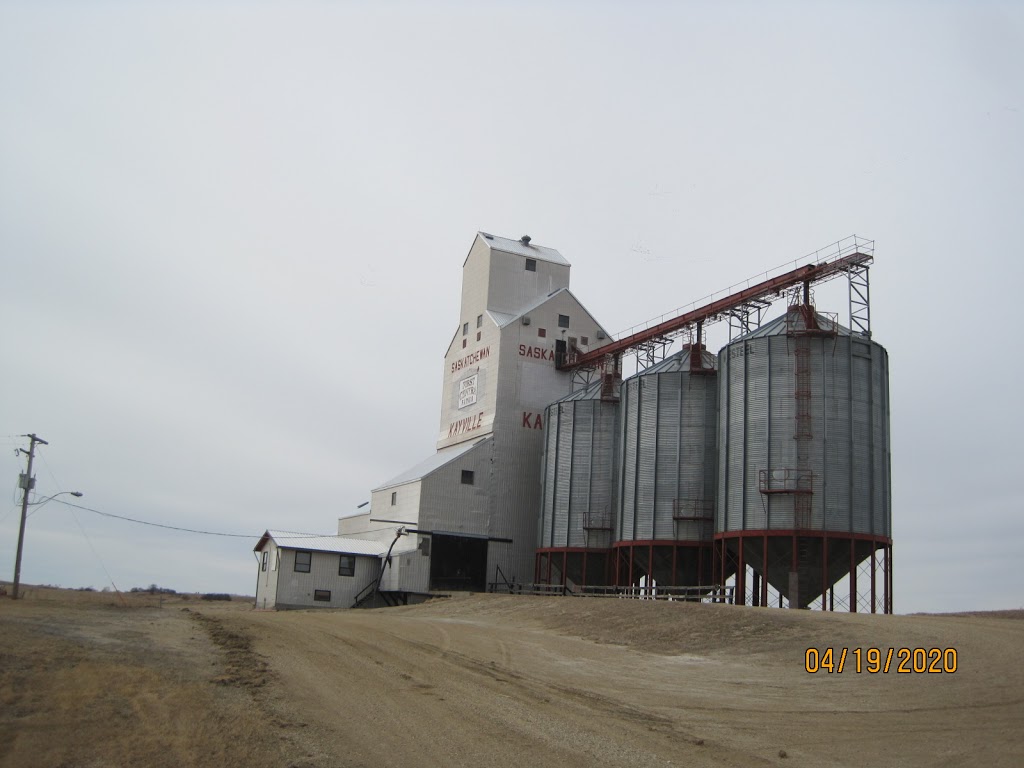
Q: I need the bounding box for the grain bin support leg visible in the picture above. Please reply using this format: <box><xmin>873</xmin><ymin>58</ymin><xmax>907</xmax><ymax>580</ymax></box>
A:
<box><xmin>822</xmin><ymin>536</ymin><xmax>829</xmax><ymax>612</ymax></box>
<box><xmin>871</xmin><ymin>545</ymin><xmax>877</xmax><ymax>614</ymax></box>
<box><xmin>736</xmin><ymin>538</ymin><xmax>745</xmax><ymax>606</ymax></box>
<box><xmin>850</xmin><ymin>539</ymin><xmax>857</xmax><ymax>613</ymax></box>
<box><xmin>789</xmin><ymin>534</ymin><xmax>799</xmax><ymax>610</ymax></box>
<box><xmin>761</xmin><ymin>536</ymin><xmax>769</xmax><ymax>607</ymax></box>
<box><xmin>886</xmin><ymin>544</ymin><xmax>893</xmax><ymax>614</ymax></box>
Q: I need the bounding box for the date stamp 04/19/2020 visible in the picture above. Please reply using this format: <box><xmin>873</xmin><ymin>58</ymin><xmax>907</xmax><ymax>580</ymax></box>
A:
<box><xmin>804</xmin><ymin>647</ymin><xmax>958</xmax><ymax>674</ymax></box>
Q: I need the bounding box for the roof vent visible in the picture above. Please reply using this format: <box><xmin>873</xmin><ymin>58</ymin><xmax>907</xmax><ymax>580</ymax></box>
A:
<box><xmin>521</xmin><ymin>316</ymin><xmax>531</xmax><ymax>326</ymax></box>
<box><xmin>520</xmin><ymin>235</ymin><xmax>531</xmax><ymax>245</ymax></box>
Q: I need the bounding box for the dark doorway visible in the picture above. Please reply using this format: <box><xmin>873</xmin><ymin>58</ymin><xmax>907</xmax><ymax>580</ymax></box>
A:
<box><xmin>429</xmin><ymin>534</ymin><xmax>488</xmax><ymax>592</ymax></box>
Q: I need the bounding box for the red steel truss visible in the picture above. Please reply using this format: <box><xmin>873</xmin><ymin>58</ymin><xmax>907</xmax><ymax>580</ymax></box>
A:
<box><xmin>560</xmin><ymin>236</ymin><xmax>873</xmax><ymax>371</ymax></box>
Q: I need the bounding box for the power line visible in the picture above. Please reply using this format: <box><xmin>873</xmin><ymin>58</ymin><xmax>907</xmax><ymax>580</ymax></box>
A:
<box><xmin>66</xmin><ymin>503</ymin><xmax>125</xmax><ymax>602</ymax></box>
<box><xmin>54</xmin><ymin>499</ymin><xmax>260</xmax><ymax>538</ymax></box>
<box><xmin>50</xmin><ymin>500</ymin><xmax>334</xmax><ymax>541</ymax></box>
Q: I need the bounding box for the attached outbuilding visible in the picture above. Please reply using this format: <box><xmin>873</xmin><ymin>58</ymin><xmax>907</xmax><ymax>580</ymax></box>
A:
<box><xmin>253</xmin><ymin>530</ymin><xmax>388</xmax><ymax>610</ymax></box>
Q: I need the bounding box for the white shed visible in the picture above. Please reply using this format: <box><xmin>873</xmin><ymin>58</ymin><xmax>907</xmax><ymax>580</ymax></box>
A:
<box><xmin>253</xmin><ymin>530</ymin><xmax>388</xmax><ymax>610</ymax></box>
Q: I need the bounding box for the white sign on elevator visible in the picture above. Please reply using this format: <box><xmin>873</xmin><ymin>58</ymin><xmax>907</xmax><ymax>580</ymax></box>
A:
<box><xmin>458</xmin><ymin>374</ymin><xmax>478</xmax><ymax>409</ymax></box>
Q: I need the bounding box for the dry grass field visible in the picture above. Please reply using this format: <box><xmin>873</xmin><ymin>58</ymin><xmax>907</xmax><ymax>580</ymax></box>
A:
<box><xmin>1</xmin><ymin>586</ymin><xmax>1022</xmax><ymax>767</ymax></box>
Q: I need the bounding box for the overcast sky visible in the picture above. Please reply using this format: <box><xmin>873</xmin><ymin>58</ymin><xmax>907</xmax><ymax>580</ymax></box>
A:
<box><xmin>2</xmin><ymin>1</ymin><xmax>1021</xmax><ymax>612</ymax></box>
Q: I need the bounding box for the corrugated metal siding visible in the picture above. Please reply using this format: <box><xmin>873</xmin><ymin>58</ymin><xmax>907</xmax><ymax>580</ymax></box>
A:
<box><xmin>553</xmin><ymin>404</ymin><xmax>573</xmax><ymax>546</ymax></box>
<box><xmin>539</xmin><ymin>404</ymin><xmax>558</xmax><ymax>547</ymax></box>
<box><xmin>617</xmin><ymin>352</ymin><xmax>718</xmax><ymax>542</ymax></box>
<box><xmin>635</xmin><ymin>376</ymin><xmax>658</xmax><ymax>537</ymax></box>
<box><xmin>419</xmin><ymin>438</ymin><xmax>492</xmax><ymax>536</ymax></box>
<box><xmin>273</xmin><ymin>548</ymin><xmax>380</xmax><ymax>610</ymax></box>
<box><xmin>717</xmin><ymin>315</ymin><xmax>890</xmax><ymax>539</ymax></box>
<box><xmin>619</xmin><ymin>378</ymin><xmax>639</xmax><ymax>539</ymax></box>
<box><xmin>654</xmin><ymin>374</ymin><xmax>678</xmax><ymax>538</ymax></box>
<box><xmin>726</xmin><ymin>345</ymin><xmax>746</xmax><ymax>530</ymax></box>
<box><xmin>875</xmin><ymin>347</ymin><xmax>892</xmax><ymax>537</ymax></box>
<box><xmin>486</xmin><ymin>250</ymin><xmax>570</xmax><ymax>316</ymax></box>
<box><xmin>716</xmin><ymin>352</ymin><xmax>730</xmax><ymax>533</ymax></box>
<box><xmin>568</xmin><ymin>402</ymin><xmax>593</xmax><ymax>547</ymax></box>
<box><xmin>745</xmin><ymin>339</ymin><xmax>769</xmax><ymax>529</ymax></box>
<box><xmin>593</xmin><ymin>395</ymin><xmax>618</xmax><ymax>542</ymax></box>
<box><xmin>808</xmin><ymin>340</ymin><xmax>826</xmax><ymax>529</ymax></box>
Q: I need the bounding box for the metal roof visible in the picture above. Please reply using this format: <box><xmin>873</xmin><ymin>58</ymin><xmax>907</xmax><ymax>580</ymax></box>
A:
<box><xmin>373</xmin><ymin>437</ymin><xmax>490</xmax><ymax>491</ymax></box>
<box><xmin>733</xmin><ymin>309</ymin><xmax>854</xmax><ymax>340</ymax></box>
<box><xmin>490</xmin><ymin>288</ymin><xmax>613</xmax><ymax>342</ymax></box>
<box><xmin>493</xmin><ymin>288</ymin><xmax>568</xmax><ymax>328</ymax></box>
<box><xmin>486</xmin><ymin>309</ymin><xmax>516</xmax><ymax>327</ymax></box>
<box><xmin>552</xmin><ymin>378</ymin><xmax>606</xmax><ymax>402</ymax></box>
<box><xmin>629</xmin><ymin>346</ymin><xmax>718</xmax><ymax>376</ymax></box>
<box><xmin>256</xmin><ymin>530</ymin><xmax>388</xmax><ymax>556</ymax></box>
<box><xmin>478</xmin><ymin>232</ymin><xmax>570</xmax><ymax>266</ymax></box>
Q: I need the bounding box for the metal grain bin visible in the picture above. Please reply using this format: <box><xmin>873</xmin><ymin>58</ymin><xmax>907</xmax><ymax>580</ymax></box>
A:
<box><xmin>617</xmin><ymin>347</ymin><xmax>718</xmax><ymax>543</ymax></box>
<box><xmin>716</xmin><ymin>307</ymin><xmax>891</xmax><ymax>607</ymax></box>
<box><xmin>537</xmin><ymin>379</ymin><xmax>619</xmax><ymax>582</ymax></box>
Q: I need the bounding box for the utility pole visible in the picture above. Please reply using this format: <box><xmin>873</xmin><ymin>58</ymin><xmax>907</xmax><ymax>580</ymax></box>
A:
<box><xmin>12</xmin><ymin>433</ymin><xmax>47</xmax><ymax>599</ymax></box>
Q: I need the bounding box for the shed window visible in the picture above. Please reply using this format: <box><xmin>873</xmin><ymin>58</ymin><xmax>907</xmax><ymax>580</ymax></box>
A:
<box><xmin>294</xmin><ymin>550</ymin><xmax>312</xmax><ymax>573</ymax></box>
<box><xmin>558</xmin><ymin>314</ymin><xmax>570</xmax><ymax>328</ymax></box>
<box><xmin>538</xmin><ymin>328</ymin><xmax>546</xmax><ymax>338</ymax></box>
<box><xmin>476</xmin><ymin>331</ymin><xmax>481</xmax><ymax>341</ymax></box>
<box><xmin>461</xmin><ymin>470</ymin><xmax>475</xmax><ymax>485</ymax></box>
<box><xmin>525</xmin><ymin>258</ymin><xmax>536</xmax><ymax>272</ymax></box>
<box><xmin>463</xmin><ymin>322</ymin><xmax>469</xmax><ymax>336</ymax></box>
<box><xmin>261</xmin><ymin>550</ymin><xmax>268</xmax><ymax>572</ymax></box>
<box><xmin>339</xmin><ymin>555</ymin><xmax>355</xmax><ymax>577</ymax></box>
<box><xmin>476</xmin><ymin>314</ymin><xmax>483</xmax><ymax>328</ymax></box>
<box><xmin>313</xmin><ymin>589</ymin><xmax>331</xmax><ymax>602</ymax></box>
<box><xmin>581</xmin><ymin>336</ymin><xmax>589</xmax><ymax>346</ymax></box>
<box><xmin>391</xmin><ymin>491</ymin><xmax>397</xmax><ymax>506</ymax></box>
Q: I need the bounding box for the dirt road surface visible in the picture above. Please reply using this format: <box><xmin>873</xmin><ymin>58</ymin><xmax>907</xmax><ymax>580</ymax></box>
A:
<box><xmin>2</xmin><ymin>588</ymin><xmax>1022</xmax><ymax>767</ymax></box>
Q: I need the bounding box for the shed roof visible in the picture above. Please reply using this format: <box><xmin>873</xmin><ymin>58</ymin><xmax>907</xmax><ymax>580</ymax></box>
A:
<box><xmin>373</xmin><ymin>436</ymin><xmax>490</xmax><ymax>491</ymax></box>
<box><xmin>477</xmin><ymin>232</ymin><xmax>570</xmax><ymax>266</ymax></box>
<box><xmin>255</xmin><ymin>530</ymin><xmax>388</xmax><ymax>556</ymax></box>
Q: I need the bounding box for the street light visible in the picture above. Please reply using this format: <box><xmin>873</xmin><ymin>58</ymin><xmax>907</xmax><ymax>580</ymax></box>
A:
<box><xmin>28</xmin><ymin>491</ymin><xmax>84</xmax><ymax>505</ymax></box>
<box><xmin>12</xmin><ymin>490</ymin><xmax>84</xmax><ymax>599</ymax></box>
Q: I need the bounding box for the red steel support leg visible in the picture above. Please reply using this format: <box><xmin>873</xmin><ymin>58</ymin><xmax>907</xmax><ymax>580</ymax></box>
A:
<box><xmin>761</xmin><ymin>535</ymin><xmax>769</xmax><ymax>607</ymax></box>
<box><xmin>850</xmin><ymin>539</ymin><xmax>857</xmax><ymax>613</ymax></box>
<box><xmin>887</xmin><ymin>544</ymin><xmax>893</xmax><ymax>614</ymax></box>
<box><xmin>870</xmin><ymin>544</ymin><xmax>877</xmax><ymax>614</ymax></box>
<box><xmin>821</xmin><ymin>536</ymin><xmax>829</xmax><ymax>611</ymax></box>
<box><xmin>720</xmin><ymin>540</ymin><xmax>729</xmax><ymax>593</ymax></box>
<box><xmin>649</xmin><ymin>543</ymin><xmax>654</xmax><ymax>588</ymax></box>
<box><xmin>737</xmin><ymin>538</ymin><xmax>745</xmax><ymax>606</ymax></box>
